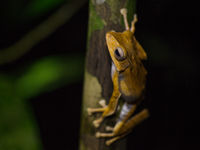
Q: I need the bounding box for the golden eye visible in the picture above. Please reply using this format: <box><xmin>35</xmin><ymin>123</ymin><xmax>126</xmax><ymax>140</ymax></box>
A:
<box><xmin>114</xmin><ymin>47</ymin><xmax>126</xmax><ymax>61</ymax></box>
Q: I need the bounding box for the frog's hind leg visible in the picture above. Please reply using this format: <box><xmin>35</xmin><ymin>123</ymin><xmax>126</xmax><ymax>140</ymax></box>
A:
<box><xmin>96</xmin><ymin>131</ymin><xmax>128</xmax><ymax>146</ymax></box>
<box><xmin>95</xmin><ymin>103</ymin><xmax>137</xmax><ymax>143</ymax></box>
<box><xmin>106</xmin><ymin>133</ymin><xmax>128</xmax><ymax>146</ymax></box>
<box><xmin>130</xmin><ymin>14</ymin><xmax>138</xmax><ymax>33</ymax></box>
<box><xmin>120</xmin><ymin>8</ymin><xmax>138</xmax><ymax>33</ymax></box>
<box><xmin>120</xmin><ymin>8</ymin><xmax>129</xmax><ymax>30</ymax></box>
<box><xmin>96</xmin><ymin>103</ymin><xmax>149</xmax><ymax>145</ymax></box>
<box><xmin>107</xmin><ymin>109</ymin><xmax>149</xmax><ymax>145</ymax></box>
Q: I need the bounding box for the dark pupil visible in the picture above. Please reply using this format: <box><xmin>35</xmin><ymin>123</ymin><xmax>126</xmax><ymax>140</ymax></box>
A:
<box><xmin>115</xmin><ymin>49</ymin><xmax>121</xmax><ymax>57</ymax></box>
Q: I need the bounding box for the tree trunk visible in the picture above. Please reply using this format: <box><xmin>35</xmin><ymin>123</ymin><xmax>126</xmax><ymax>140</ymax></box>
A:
<box><xmin>79</xmin><ymin>0</ymin><xmax>136</xmax><ymax>149</ymax></box>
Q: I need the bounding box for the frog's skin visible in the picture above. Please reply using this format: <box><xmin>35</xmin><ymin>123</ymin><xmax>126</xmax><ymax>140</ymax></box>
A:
<box><xmin>87</xmin><ymin>8</ymin><xmax>149</xmax><ymax>146</ymax></box>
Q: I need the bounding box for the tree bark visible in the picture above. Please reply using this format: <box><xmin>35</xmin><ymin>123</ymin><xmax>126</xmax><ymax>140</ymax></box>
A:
<box><xmin>79</xmin><ymin>0</ymin><xmax>136</xmax><ymax>149</ymax></box>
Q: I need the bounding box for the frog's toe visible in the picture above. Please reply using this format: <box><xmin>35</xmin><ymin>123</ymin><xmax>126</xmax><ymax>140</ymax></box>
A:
<box><xmin>99</xmin><ymin>99</ymin><xmax>107</xmax><ymax>108</ymax></box>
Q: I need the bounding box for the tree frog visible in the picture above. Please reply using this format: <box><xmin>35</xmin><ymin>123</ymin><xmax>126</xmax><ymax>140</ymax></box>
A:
<box><xmin>87</xmin><ymin>8</ymin><xmax>149</xmax><ymax>146</ymax></box>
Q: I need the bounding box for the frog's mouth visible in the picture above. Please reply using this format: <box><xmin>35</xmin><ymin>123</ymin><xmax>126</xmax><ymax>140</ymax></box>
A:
<box><xmin>116</xmin><ymin>62</ymin><xmax>129</xmax><ymax>73</ymax></box>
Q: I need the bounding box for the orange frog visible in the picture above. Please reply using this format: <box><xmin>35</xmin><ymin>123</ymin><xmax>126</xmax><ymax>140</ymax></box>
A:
<box><xmin>87</xmin><ymin>8</ymin><xmax>149</xmax><ymax>146</ymax></box>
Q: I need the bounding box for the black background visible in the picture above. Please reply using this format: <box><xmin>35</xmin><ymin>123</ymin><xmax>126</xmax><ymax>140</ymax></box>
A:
<box><xmin>1</xmin><ymin>0</ymin><xmax>200</xmax><ymax>150</ymax></box>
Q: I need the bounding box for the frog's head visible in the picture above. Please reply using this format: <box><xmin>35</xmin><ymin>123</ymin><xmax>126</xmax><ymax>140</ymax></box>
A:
<box><xmin>106</xmin><ymin>8</ymin><xmax>147</xmax><ymax>72</ymax></box>
<box><xmin>106</xmin><ymin>31</ymin><xmax>131</xmax><ymax>72</ymax></box>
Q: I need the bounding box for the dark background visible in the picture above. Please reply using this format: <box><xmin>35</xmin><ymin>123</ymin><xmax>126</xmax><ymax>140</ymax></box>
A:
<box><xmin>0</xmin><ymin>0</ymin><xmax>199</xmax><ymax>150</ymax></box>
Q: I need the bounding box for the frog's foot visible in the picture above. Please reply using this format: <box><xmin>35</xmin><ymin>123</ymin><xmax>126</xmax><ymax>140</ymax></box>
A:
<box><xmin>93</xmin><ymin>117</ymin><xmax>103</xmax><ymax>128</ymax></box>
<box><xmin>95</xmin><ymin>132</ymin><xmax>122</xmax><ymax>146</ymax></box>
<box><xmin>106</xmin><ymin>135</ymin><xmax>126</xmax><ymax>146</ymax></box>
<box><xmin>96</xmin><ymin>132</ymin><xmax>114</xmax><ymax>138</ymax></box>
<box><xmin>130</xmin><ymin>14</ymin><xmax>138</xmax><ymax>33</ymax></box>
<box><xmin>99</xmin><ymin>99</ymin><xmax>107</xmax><ymax>108</ymax></box>
<box><xmin>87</xmin><ymin>99</ymin><xmax>107</xmax><ymax>115</ymax></box>
<box><xmin>95</xmin><ymin>109</ymin><xmax>149</xmax><ymax>146</ymax></box>
<box><xmin>87</xmin><ymin>107</ymin><xmax>105</xmax><ymax>115</ymax></box>
<box><xmin>105</xmin><ymin>126</ymin><xmax>114</xmax><ymax>132</ymax></box>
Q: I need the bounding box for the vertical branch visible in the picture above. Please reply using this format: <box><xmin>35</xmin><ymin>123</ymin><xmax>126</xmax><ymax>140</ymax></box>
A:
<box><xmin>79</xmin><ymin>0</ymin><xmax>136</xmax><ymax>150</ymax></box>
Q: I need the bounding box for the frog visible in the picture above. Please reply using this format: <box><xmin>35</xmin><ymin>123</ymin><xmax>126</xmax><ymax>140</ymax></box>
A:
<box><xmin>87</xmin><ymin>8</ymin><xmax>149</xmax><ymax>146</ymax></box>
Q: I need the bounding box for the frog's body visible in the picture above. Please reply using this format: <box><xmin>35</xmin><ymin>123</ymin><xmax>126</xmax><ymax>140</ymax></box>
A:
<box><xmin>87</xmin><ymin>8</ymin><xmax>149</xmax><ymax>146</ymax></box>
<box><xmin>107</xmin><ymin>29</ymin><xmax>147</xmax><ymax>103</ymax></box>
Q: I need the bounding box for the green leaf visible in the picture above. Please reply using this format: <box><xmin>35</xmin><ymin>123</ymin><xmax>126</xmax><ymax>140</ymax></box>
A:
<box><xmin>15</xmin><ymin>54</ymin><xmax>84</xmax><ymax>99</ymax></box>
<box><xmin>24</xmin><ymin>0</ymin><xmax>66</xmax><ymax>18</ymax></box>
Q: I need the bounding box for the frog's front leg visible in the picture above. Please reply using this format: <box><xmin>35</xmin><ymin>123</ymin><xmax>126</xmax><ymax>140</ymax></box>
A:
<box><xmin>87</xmin><ymin>87</ymin><xmax>121</xmax><ymax>128</ymax></box>
<box><xmin>87</xmin><ymin>99</ymin><xmax>107</xmax><ymax>128</ymax></box>
<box><xmin>87</xmin><ymin>70</ymin><xmax>120</xmax><ymax>128</ymax></box>
<box><xmin>87</xmin><ymin>99</ymin><xmax>107</xmax><ymax>116</ymax></box>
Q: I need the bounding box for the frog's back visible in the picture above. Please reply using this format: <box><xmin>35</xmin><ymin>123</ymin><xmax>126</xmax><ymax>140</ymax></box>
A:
<box><xmin>118</xmin><ymin>60</ymin><xmax>147</xmax><ymax>104</ymax></box>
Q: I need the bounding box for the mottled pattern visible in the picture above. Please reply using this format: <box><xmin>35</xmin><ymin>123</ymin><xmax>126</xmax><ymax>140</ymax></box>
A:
<box><xmin>86</xmin><ymin>1</ymin><xmax>124</xmax><ymax>101</ymax></box>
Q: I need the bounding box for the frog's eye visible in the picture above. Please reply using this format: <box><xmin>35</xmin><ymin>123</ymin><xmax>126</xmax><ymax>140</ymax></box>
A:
<box><xmin>114</xmin><ymin>47</ymin><xmax>126</xmax><ymax>61</ymax></box>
